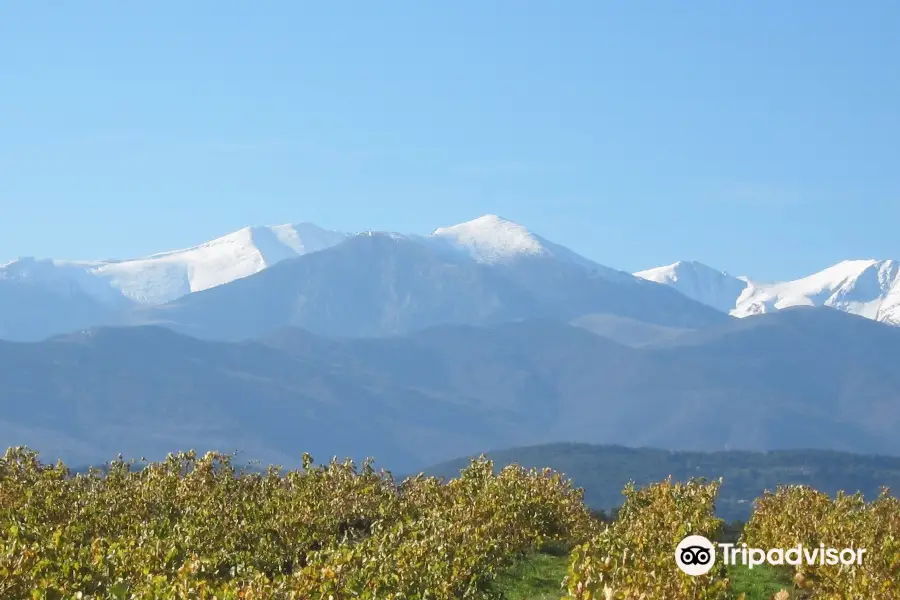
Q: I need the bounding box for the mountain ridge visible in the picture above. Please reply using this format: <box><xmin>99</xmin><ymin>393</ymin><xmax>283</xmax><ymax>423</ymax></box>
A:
<box><xmin>3</xmin><ymin>214</ymin><xmax>676</xmax><ymax>341</ymax></box>
<box><xmin>635</xmin><ymin>258</ymin><xmax>900</xmax><ymax>326</ymax></box>
<box><xmin>4</xmin><ymin>214</ymin><xmax>899</xmax><ymax>342</ymax></box>
<box><xmin>121</xmin><ymin>231</ymin><xmax>727</xmax><ymax>340</ymax></box>
<box><xmin>1</xmin><ymin>222</ymin><xmax>349</xmax><ymax>307</ymax></box>
<box><xmin>422</xmin><ymin>443</ymin><xmax>900</xmax><ymax>521</ymax></box>
<box><xmin>4</xmin><ymin>308</ymin><xmax>900</xmax><ymax>471</ymax></box>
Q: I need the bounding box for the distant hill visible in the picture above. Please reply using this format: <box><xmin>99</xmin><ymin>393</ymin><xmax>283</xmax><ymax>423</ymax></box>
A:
<box><xmin>4</xmin><ymin>308</ymin><xmax>900</xmax><ymax>472</ymax></box>
<box><xmin>570</xmin><ymin>313</ymin><xmax>689</xmax><ymax>347</ymax></box>
<box><xmin>422</xmin><ymin>443</ymin><xmax>900</xmax><ymax>521</ymax></box>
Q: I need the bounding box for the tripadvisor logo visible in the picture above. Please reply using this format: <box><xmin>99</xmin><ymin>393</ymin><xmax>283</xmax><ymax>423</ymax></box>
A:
<box><xmin>675</xmin><ymin>535</ymin><xmax>867</xmax><ymax>576</ymax></box>
<box><xmin>676</xmin><ymin>535</ymin><xmax>716</xmax><ymax>576</ymax></box>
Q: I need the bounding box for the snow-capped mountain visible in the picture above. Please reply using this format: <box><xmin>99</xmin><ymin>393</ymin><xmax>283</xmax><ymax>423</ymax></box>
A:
<box><xmin>2</xmin><ymin>215</ymin><xmax>627</xmax><ymax>308</ymax></box>
<box><xmin>635</xmin><ymin>258</ymin><xmax>900</xmax><ymax>326</ymax></box>
<box><xmin>428</xmin><ymin>214</ymin><xmax>633</xmax><ymax>282</ymax></box>
<box><xmin>734</xmin><ymin>260</ymin><xmax>900</xmax><ymax>324</ymax></box>
<box><xmin>1</xmin><ymin>223</ymin><xmax>349</xmax><ymax>306</ymax></box>
<box><xmin>125</xmin><ymin>226</ymin><xmax>726</xmax><ymax>341</ymax></box>
<box><xmin>7</xmin><ymin>212</ymin><xmax>900</xmax><ymax>339</ymax></box>
<box><xmin>7</xmin><ymin>214</ymin><xmax>723</xmax><ymax>341</ymax></box>
<box><xmin>634</xmin><ymin>261</ymin><xmax>749</xmax><ymax>314</ymax></box>
<box><xmin>432</xmin><ymin>215</ymin><xmax>547</xmax><ymax>262</ymax></box>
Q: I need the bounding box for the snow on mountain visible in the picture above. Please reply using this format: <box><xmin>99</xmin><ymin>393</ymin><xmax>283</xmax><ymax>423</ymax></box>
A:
<box><xmin>429</xmin><ymin>214</ymin><xmax>632</xmax><ymax>281</ymax></box>
<box><xmin>4</xmin><ymin>214</ymin><xmax>636</xmax><ymax>315</ymax></box>
<box><xmin>90</xmin><ymin>223</ymin><xmax>349</xmax><ymax>304</ymax></box>
<box><xmin>0</xmin><ymin>256</ymin><xmax>128</xmax><ymax>306</ymax></box>
<box><xmin>8</xmin><ymin>211</ymin><xmax>899</xmax><ymax>331</ymax></box>
<box><xmin>0</xmin><ymin>223</ymin><xmax>348</xmax><ymax>306</ymax></box>
<box><xmin>26</xmin><ymin>211</ymin><xmax>900</xmax><ymax>331</ymax></box>
<box><xmin>733</xmin><ymin>259</ymin><xmax>900</xmax><ymax>324</ymax></box>
<box><xmin>634</xmin><ymin>261</ymin><xmax>749</xmax><ymax>314</ymax></box>
<box><xmin>431</xmin><ymin>214</ymin><xmax>545</xmax><ymax>261</ymax></box>
<box><xmin>636</xmin><ymin>258</ymin><xmax>900</xmax><ymax>326</ymax></box>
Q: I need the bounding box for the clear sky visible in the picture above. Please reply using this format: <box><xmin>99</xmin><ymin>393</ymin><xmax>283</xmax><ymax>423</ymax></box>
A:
<box><xmin>2</xmin><ymin>1</ymin><xmax>898</xmax><ymax>281</ymax></box>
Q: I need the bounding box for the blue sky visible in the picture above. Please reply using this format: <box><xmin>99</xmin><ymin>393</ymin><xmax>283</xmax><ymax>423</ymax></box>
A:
<box><xmin>2</xmin><ymin>1</ymin><xmax>898</xmax><ymax>280</ymax></box>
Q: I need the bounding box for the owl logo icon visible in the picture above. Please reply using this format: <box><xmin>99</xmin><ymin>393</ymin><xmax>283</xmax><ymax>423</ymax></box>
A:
<box><xmin>675</xmin><ymin>535</ymin><xmax>716</xmax><ymax>576</ymax></box>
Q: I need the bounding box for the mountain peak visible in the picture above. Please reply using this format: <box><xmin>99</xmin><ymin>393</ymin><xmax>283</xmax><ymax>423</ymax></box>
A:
<box><xmin>637</xmin><ymin>257</ymin><xmax>900</xmax><ymax>326</ymax></box>
<box><xmin>463</xmin><ymin>213</ymin><xmax>519</xmax><ymax>227</ymax></box>
<box><xmin>636</xmin><ymin>260</ymin><xmax>734</xmax><ymax>282</ymax></box>
<box><xmin>730</xmin><ymin>257</ymin><xmax>900</xmax><ymax>323</ymax></box>
<box><xmin>434</xmin><ymin>213</ymin><xmax>516</xmax><ymax>229</ymax></box>
<box><xmin>104</xmin><ymin>222</ymin><xmax>350</xmax><ymax>304</ymax></box>
<box><xmin>149</xmin><ymin>222</ymin><xmax>346</xmax><ymax>259</ymax></box>
<box><xmin>430</xmin><ymin>215</ymin><xmax>546</xmax><ymax>263</ymax></box>
<box><xmin>429</xmin><ymin>214</ymin><xmax>633</xmax><ymax>283</ymax></box>
<box><xmin>634</xmin><ymin>260</ymin><xmax>749</xmax><ymax>314</ymax></box>
<box><xmin>0</xmin><ymin>222</ymin><xmax>350</xmax><ymax>308</ymax></box>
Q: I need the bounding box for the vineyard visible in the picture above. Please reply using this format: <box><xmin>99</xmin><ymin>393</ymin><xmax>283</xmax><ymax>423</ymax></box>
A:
<box><xmin>1</xmin><ymin>447</ymin><xmax>898</xmax><ymax>599</ymax></box>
